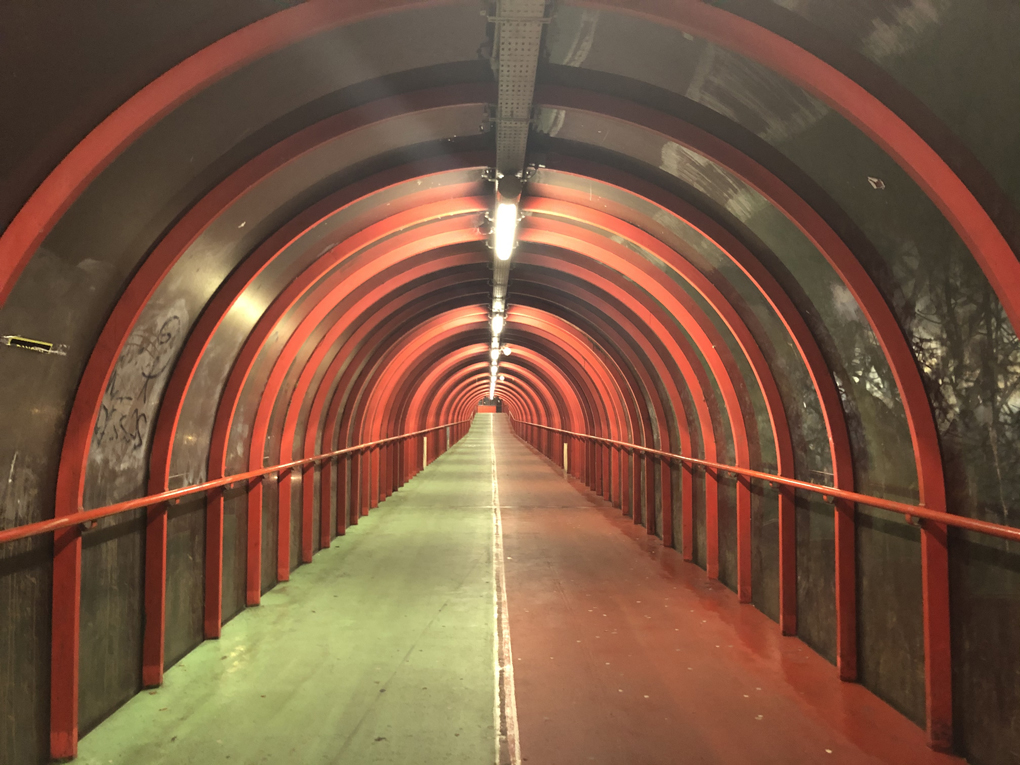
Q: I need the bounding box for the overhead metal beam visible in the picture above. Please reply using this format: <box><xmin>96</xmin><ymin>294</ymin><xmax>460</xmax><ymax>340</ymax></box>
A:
<box><xmin>487</xmin><ymin>0</ymin><xmax>549</xmax><ymax>400</ymax></box>
<box><xmin>492</xmin><ymin>0</ymin><xmax>548</xmax><ymax>177</ymax></box>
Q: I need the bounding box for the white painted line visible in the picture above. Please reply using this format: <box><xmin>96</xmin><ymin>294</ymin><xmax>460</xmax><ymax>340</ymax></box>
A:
<box><xmin>491</xmin><ymin>417</ymin><xmax>521</xmax><ymax>765</ymax></box>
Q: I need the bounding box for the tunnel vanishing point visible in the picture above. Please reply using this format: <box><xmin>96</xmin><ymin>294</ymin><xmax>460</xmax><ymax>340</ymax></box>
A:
<box><xmin>1</xmin><ymin>2</ymin><xmax>1019</xmax><ymax>764</ymax></box>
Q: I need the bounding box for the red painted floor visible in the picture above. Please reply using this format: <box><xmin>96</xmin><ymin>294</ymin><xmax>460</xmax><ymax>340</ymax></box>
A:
<box><xmin>494</xmin><ymin>421</ymin><xmax>963</xmax><ymax>765</ymax></box>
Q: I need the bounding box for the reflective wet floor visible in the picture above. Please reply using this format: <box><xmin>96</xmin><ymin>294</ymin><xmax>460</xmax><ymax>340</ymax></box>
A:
<box><xmin>78</xmin><ymin>415</ymin><xmax>963</xmax><ymax>765</ymax></box>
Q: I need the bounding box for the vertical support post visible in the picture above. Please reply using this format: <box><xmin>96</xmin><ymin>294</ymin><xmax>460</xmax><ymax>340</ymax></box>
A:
<box><xmin>423</xmin><ymin>436</ymin><xmax>428</xmax><ymax>470</ymax></box>
<box><xmin>633</xmin><ymin>453</ymin><xmax>643</xmax><ymax>526</ymax></box>
<box><xmin>50</xmin><ymin>524</ymin><xmax>81</xmax><ymax>759</ymax></box>
<box><xmin>360</xmin><ymin>448</ymin><xmax>371</xmax><ymax>517</ymax></box>
<box><xmin>301</xmin><ymin>463</ymin><xmax>315</xmax><ymax>563</ymax></box>
<box><xmin>336</xmin><ymin>456</ymin><xmax>348</xmax><ymax>536</ymax></box>
<box><xmin>922</xmin><ymin>520</ymin><xmax>952</xmax><ymax>750</ymax></box>
<box><xmin>630</xmin><ymin>451</ymin><xmax>640</xmax><ymax>522</ymax></box>
<box><xmin>611</xmin><ymin>445</ymin><xmax>620</xmax><ymax>507</ymax></box>
<box><xmin>706</xmin><ymin>468</ymin><xmax>720</xmax><ymax>580</ymax></box>
<box><xmin>834</xmin><ymin>498</ymin><xmax>856</xmax><ymax>680</ymax></box>
<box><xmin>681</xmin><ymin>463</ymin><xmax>694</xmax><ymax>561</ymax></box>
<box><xmin>778</xmin><ymin>485</ymin><xmax>796</xmax><ymax>635</ymax></box>
<box><xmin>246</xmin><ymin>477</ymin><xmax>262</xmax><ymax>606</ymax></box>
<box><xmin>277</xmin><ymin>469</ymin><xmax>292</xmax><ymax>581</ymax></box>
<box><xmin>320</xmin><ymin>459</ymin><xmax>333</xmax><ymax>549</ymax></box>
<box><xmin>620</xmin><ymin>448</ymin><xmax>630</xmax><ymax>515</ymax></box>
<box><xmin>142</xmin><ymin>502</ymin><xmax>168</xmax><ymax>688</ymax></box>
<box><xmin>660</xmin><ymin>457</ymin><xmax>673</xmax><ymax>547</ymax></box>
<box><xmin>602</xmin><ymin>443</ymin><xmax>612</xmax><ymax>501</ymax></box>
<box><xmin>563</xmin><ymin>442</ymin><xmax>569</xmax><ymax>473</ymax></box>
<box><xmin>205</xmin><ymin>486</ymin><xmax>224</xmax><ymax>637</ymax></box>
<box><xmin>382</xmin><ymin>443</ymin><xmax>392</xmax><ymax>497</ymax></box>
<box><xmin>737</xmin><ymin>477</ymin><xmax>752</xmax><ymax>603</ymax></box>
<box><xmin>369</xmin><ymin>447</ymin><xmax>380</xmax><ymax>509</ymax></box>
<box><xmin>645</xmin><ymin>452</ymin><xmax>656</xmax><ymax>536</ymax></box>
<box><xmin>349</xmin><ymin>452</ymin><xmax>360</xmax><ymax>527</ymax></box>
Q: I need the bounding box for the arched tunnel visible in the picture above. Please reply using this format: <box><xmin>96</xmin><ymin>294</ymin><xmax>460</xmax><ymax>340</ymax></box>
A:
<box><xmin>1</xmin><ymin>2</ymin><xmax>1019</xmax><ymax>764</ymax></box>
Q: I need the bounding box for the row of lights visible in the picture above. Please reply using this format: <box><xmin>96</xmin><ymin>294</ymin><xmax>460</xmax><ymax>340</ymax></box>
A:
<box><xmin>488</xmin><ymin>317</ymin><xmax>511</xmax><ymax>399</ymax></box>
<box><xmin>488</xmin><ymin>176</ymin><xmax>521</xmax><ymax>400</ymax></box>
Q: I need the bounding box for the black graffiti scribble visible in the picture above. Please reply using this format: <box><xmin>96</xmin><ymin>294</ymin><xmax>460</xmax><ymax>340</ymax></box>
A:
<box><xmin>93</xmin><ymin>315</ymin><xmax>182</xmax><ymax>451</ymax></box>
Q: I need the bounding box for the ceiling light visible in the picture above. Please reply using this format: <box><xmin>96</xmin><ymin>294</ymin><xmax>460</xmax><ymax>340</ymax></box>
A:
<box><xmin>494</xmin><ymin>202</ymin><xmax>517</xmax><ymax>261</ymax></box>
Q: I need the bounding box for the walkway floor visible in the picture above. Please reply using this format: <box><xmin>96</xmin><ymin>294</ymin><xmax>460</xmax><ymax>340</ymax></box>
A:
<box><xmin>78</xmin><ymin>414</ymin><xmax>964</xmax><ymax>765</ymax></box>
<box><xmin>495</xmin><ymin>420</ymin><xmax>962</xmax><ymax>765</ymax></box>
<box><xmin>78</xmin><ymin>419</ymin><xmax>500</xmax><ymax>765</ymax></box>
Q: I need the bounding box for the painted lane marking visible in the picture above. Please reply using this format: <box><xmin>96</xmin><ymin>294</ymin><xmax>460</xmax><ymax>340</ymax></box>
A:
<box><xmin>491</xmin><ymin>416</ymin><xmax>521</xmax><ymax>765</ymax></box>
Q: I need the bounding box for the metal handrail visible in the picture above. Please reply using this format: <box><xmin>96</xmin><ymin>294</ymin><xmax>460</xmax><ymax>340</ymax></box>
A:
<box><xmin>0</xmin><ymin>420</ymin><xmax>471</xmax><ymax>545</ymax></box>
<box><xmin>510</xmin><ymin>417</ymin><xmax>1020</xmax><ymax>544</ymax></box>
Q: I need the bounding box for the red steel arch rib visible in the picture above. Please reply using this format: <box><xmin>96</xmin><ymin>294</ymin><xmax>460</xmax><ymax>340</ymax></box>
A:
<box><xmin>534</xmin><ymin>89</ymin><xmax>949</xmax><ymax>737</ymax></box>
<box><xmin>25</xmin><ymin>7</ymin><xmax>993</xmax><ymax>745</ymax></box>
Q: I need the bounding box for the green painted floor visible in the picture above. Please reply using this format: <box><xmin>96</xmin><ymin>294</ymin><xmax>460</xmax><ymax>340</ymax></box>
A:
<box><xmin>78</xmin><ymin>418</ymin><xmax>500</xmax><ymax>765</ymax></box>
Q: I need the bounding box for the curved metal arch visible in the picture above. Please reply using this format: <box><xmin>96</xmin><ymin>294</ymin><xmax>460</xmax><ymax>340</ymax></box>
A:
<box><xmin>515</xmin><ymin>249</ymin><xmax>741</xmax><ymax>561</ymax></box>
<box><xmin>491</xmin><ymin>312</ymin><xmax>638</xmax><ymax>496</ymax></box>
<box><xmin>576</xmin><ymin>0</ymin><xmax>1020</xmax><ymax>344</ymax></box>
<box><xmin>509</xmin><ymin>286</ymin><xmax>689</xmax><ymax>535</ymax></box>
<box><xmin>354</xmin><ymin>314</ymin><xmax>624</xmax><ymax>476</ymax></box>
<box><xmin>535</xmin><ymin>88</ymin><xmax>945</xmax><ymax>517</ymax></box>
<box><xmin>522</xmin><ymin>218</ymin><xmax>773</xmax><ymax>600</ymax></box>
<box><xmin>274</xmin><ymin>270</ymin><xmax>487</xmax><ymax>577</ymax></box>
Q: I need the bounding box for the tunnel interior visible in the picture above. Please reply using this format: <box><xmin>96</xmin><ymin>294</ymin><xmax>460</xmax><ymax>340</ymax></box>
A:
<box><xmin>1</xmin><ymin>2</ymin><xmax>1019</xmax><ymax>764</ymax></box>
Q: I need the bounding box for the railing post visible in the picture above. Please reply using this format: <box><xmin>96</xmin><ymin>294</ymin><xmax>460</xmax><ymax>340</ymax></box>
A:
<box><xmin>50</xmin><ymin>521</ymin><xmax>81</xmax><ymax>759</ymax></box>
<box><xmin>922</xmin><ymin>520</ymin><xmax>952</xmax><ymax>749</ymax></box>
<box><xmin>277</xmin><ymin>468</ymin><xmax>292</xmax><ymax>580</ymax></box>
<box><xmin>361</xmin><ymin>447</ymin><xmax>372</xmax><ymax>516</ymax></box>
<box><xmin>301</xmin><ymin>462</ymin><xmax>315</xmax><ymax>563</ymax></box>
<box><xmin>142</xmin><ymin>501</ymin><xmax>168</xmax><ymax>688</ymax></box>
<box><xmin>737</xmin><ymin>474</ymin><xmax>752</xmax><ymax>603</ymax></box>
<box><xmin>706</xmin><ymin>466</ymin><xmax>720</xmax><ymax>580</ymax></box>
<box><xmin>681</xmin><ymin>463</ymin><xmax>694</xmax><ymax>562</ymax></box>
<box><xmin>620</xmin><ymin>448</ymin><xmax>630</xmax><ymax>516</ymax></box>
<box><xmin>631</xmin><ymin>452</ymin><xmax>641</xmax><ymax>525</ymax></box>
<box><xmin>336</xmin><ymin>455</ymin><xmax>348</xmax><ymax>536</ymax></box>
<box><xmin>660</xmin><ymin>455</ymin><xmax>673</xmax><ymax>547</ymax></box>
<box><xmin>562</xmin><ymin>441</ymin><xmax>569</xmax><ymax>474</ymax></box>
<box><xmin>246</xmin><ymin>476</ymin><xmax>263</xmax><ymax>606</ymax></box>
<box><xmin>423</xmin><ymin>436</ymin><xmax>428</xmax><ymax>470</ymax></box>
<box><xmin>320</xmin><ymin>458</ymin><xmax>333</xmax><ymax>550</ymax></box>
<box><xmin>368</xmin><ymin>446</ymin><xmax>380</xmax><ymax>510</ymax></box>
<box><xmin>602</xmin><ymin>442</ymin><xmax>612</xmax><ymax>502</ymax></box>
<box><xmin>349</xmin><ymin>451</ymin><xmax>361</xmax><ymax>527</ymax></box>
<box><xmin>204</xmin><ymin>485</ymin><xmax>224</xmax><ymax>637</ymax></box>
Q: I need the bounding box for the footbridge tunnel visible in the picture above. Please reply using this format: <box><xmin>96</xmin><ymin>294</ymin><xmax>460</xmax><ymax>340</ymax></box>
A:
<box><xmin>1</xmin><ymin>2</ymin><xmax>1019</xmax><ymax>764</ymax></box>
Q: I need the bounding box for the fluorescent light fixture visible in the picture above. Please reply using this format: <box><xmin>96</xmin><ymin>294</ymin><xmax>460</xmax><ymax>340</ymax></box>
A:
<box><xmin>492</xmin><ymin>299</ymin><xmax>504</xmax><ymax>313</ymax></box>
<box><xmin>490</xmin><ymin>348</ymin><xmax>500</xmax><ymax>362</ymax></box>
<box><xmin>491</xmin><ymin>313</ymin><xmax>505</xmax><ymax>335</ymax></box>
<box><xmin>494</xmin><ymin>202</ymin><xmax>518</xmax><ymax>261</ymax></box>
<box><xmin>501</xmin><ymin>346</ymin><xmax>511</xmax><ymax>356</ymax></box>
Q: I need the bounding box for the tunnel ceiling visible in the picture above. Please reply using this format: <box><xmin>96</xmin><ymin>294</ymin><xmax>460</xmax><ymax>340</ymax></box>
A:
<box><xmin>1</xmin><ymin>2</ymin><xmax>1019</xmax><ymax>765</ymax></box>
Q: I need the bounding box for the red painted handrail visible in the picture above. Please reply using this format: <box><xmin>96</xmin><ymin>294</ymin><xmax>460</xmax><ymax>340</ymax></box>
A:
<box><xmin>0</xmin><ymin>420</ymin><xmax>470</xmax><ymax>545</ymax></box>
<box><xmin>511</xmin><ymin>417</ymin><xmax>1020</xmax><ymax>544</ymax></box>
